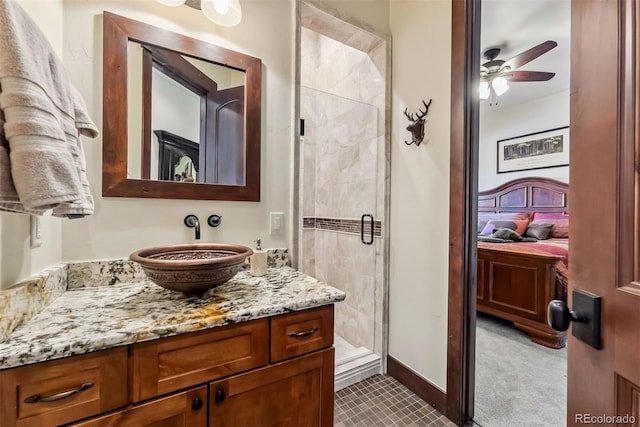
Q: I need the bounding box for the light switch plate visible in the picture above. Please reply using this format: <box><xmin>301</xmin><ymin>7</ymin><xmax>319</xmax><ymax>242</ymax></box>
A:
<box><xmin>270</xmin><ymin>212</ymin><xmax>284</xmax><ymax>235</ymax></box>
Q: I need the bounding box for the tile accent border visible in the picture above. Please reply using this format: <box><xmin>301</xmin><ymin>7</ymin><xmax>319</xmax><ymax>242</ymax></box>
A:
<box><xmin>387</xmin><ymin>355</ymin><xmax>447</xmax><ymax>417</ymax></box>
<box><xmin>303</xmin><ymin>216</ymin><xmax>382</xmax><ymax>237</ymax></box>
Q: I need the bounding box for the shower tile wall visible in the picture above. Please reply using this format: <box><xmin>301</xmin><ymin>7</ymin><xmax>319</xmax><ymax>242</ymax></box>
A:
<box><xmin>300</xmin><ymin>27</ymin><xmax>385</xmax><ymax>355</ymax></box>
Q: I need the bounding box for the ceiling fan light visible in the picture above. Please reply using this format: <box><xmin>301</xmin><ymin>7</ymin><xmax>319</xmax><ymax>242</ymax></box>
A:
<box><xmin>214</xmin><ymin>0</ymin><xmax>230</xmax><ymax>14</ymax></box>
<box><xmin>155</xmin><ymin>0</ymin><xmax>186</xmax><ymax>6</ymax></box>
<box><xmin>201</xmin><ymin>0</ymin><xmax>242</xmax><ymax>26</ymax></box>
<box><xmin>492</xmin><ymin>77</ymin><xmax>509</xmax><ymax>96</ymax></box>
<box><xmin>479</xmin><ymin>81</ymin><xmax>490</xmax><ymax>100</ymax></box>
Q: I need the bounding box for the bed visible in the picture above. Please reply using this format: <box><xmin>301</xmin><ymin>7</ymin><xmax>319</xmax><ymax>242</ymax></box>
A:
<box><xmin>476</xmin><ymin>177</ymin><xmax>569</xmax><ymax>349</ymax></box>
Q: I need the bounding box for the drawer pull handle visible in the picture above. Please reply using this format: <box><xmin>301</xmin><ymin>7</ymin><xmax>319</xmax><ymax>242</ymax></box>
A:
<box><xmin>289</xmin><ymin>327</ymin><xmax>318</xmax><ymax>338</ymax></box>
<box><xmin>24</xmin><ymin>382</ymin><xmax>94</xmax><ymax>404</ymax></box>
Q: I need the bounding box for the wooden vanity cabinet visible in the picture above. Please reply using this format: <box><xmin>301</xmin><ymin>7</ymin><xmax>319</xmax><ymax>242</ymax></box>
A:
<box><xmin>0</xmin><ymin>305</ymin><xmax>335</xmax><ymax>427</ymax></box>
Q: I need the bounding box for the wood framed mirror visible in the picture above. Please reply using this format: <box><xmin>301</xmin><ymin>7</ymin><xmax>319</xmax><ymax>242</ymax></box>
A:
<box><xmin>102</xmin><ymin>12</ymin><xmax>261</xmax><ymax>201</ymax></box>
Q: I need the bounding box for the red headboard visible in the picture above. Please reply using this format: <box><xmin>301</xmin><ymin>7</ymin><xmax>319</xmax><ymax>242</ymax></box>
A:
<box><xmin>478</xmin><ymin>177</ymin><xmax>569</xmax><ymax>215</ymax></box>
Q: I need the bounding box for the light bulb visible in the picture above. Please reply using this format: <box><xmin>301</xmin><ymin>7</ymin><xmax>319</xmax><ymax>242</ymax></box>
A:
<box><xmin>155</xmin><ymin>0</ymin><xmax>186</xmax><ymax>6</ymax></box>
<box><xmin>201</xmin><ymin>0</ymin><xmax>242</xmax><ymax>26</ymax></box>
<box><xmin>214</xmin><ymin>0</ymin><xmax>230</xmax><ymax>15</ymax></box>
<box><xmin>479</xmin><ymin>81</ymin><xmax>490</xmax><ymax>100</ymax></box>
<box><xmin>491</xmin><ymin>76</ymin><xmax>510</xmax><ymax>96</ymax></box>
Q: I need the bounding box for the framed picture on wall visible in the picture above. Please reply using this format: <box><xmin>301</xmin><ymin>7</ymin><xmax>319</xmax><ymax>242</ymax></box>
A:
<box><xmin>497</xmin><ymin>126</ymin><xmax>570</xmax><ymax>174</ymax></box>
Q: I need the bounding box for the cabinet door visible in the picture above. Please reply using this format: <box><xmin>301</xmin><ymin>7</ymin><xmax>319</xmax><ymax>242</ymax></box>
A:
<box><xmin>209</xmin><ymin>348</ymin><xmax>334</xmax><ymax>427</ymax></box>
<box><xmin>68</xmin><ymin>386</ymin><xmax>207</xmax><ymax>427</ymax></box>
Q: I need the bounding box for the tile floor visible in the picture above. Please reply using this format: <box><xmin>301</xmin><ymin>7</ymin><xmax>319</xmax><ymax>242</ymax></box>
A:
<box><xmin>334</xmin><ymin>374</ymin><xmax>456</xmax><ymax>427</ymax></box>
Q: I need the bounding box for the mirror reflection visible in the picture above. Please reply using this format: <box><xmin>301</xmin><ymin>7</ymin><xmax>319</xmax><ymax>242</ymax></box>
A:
<box><xmin>102</xmin><ymin>12</ymin><xmax>262</xmax><ymax>201</ymax></box>
<box><xmin>127</xmin><ymin>42</ymin><xmax>246</xmax><ymax>185</ymax></box>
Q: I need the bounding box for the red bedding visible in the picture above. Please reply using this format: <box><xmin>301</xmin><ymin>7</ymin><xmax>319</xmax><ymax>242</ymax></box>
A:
<box><xmin>477</xmin><ymin>238</ymin><xmax>569</xmax><ymax>301</ymax></box>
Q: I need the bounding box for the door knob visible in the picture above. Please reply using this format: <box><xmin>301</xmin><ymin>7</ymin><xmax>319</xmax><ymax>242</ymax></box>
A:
<box><xmin>547</xmin><ymin>289</ymin><xmax>601</xmax><ymax>350</ymax></box>
<box><xmin>547</xmin><ymin>300</ymin><xmax>586</xmax><ymax>331</ymax></box>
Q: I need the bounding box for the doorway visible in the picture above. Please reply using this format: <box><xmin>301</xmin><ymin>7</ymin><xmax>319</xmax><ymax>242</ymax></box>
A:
<box><xmin>294</xmin><ymin>1</ymin><xmax>390</xmax><ymax>391</ymax></box>
<box><xmin>473</xmin><ymin>1</ymin><xmax>571</xmax><ymax>425</ymax></box>
<box><xmin>450</xmin><ymin>1</ymin><xmax>640</xmax><ymax>425</ymax></box>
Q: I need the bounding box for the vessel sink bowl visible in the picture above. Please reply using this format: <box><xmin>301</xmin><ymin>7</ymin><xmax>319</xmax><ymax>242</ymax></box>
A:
<box><xmin>130</xmin><ymin>243</ymin><xmax>253</xmax><ymax>295</ymax></box>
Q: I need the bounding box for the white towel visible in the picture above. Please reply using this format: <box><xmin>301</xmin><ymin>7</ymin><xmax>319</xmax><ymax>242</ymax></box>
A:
<box><xmin>0</xmin><ymin>0</ymin><xmax>98</xmax><ymax>217</ymax></box>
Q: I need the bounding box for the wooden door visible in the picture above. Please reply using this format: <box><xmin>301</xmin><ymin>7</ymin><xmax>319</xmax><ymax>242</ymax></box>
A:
<box><xmin>69</xmin><ymin>386</ymin><xmax>207</xmax><ymax>427</ymax></box>
<box><xmin>209</xmin><ymin>348</ymin><xmax>334</xmax><ymax>427</ymax></box>
<box><xmin>204</xmin><ymin>86</ymin><xmax>245</xmax><ymax>186</ymax></box>
<box><xmin>567</xmin><ymin>1</ymin><xmax>640</xmax><ymax>425</ymax></box>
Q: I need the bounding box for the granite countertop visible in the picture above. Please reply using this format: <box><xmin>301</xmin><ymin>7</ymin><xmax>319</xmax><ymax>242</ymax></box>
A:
<box><xmin>0</xmin><ymin>266</ymin><xmax>345</xmax><ymax>370</ymax></box>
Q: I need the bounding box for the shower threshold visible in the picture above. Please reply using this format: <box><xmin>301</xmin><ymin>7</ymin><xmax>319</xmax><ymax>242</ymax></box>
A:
<box><xmin>335</xmin><ymin>334</ymin><xmax>381</xmax><ymax>391</ymax></box>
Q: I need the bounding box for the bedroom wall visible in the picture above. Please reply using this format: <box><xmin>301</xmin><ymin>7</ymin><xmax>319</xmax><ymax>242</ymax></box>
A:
<box><xmin>389</xmin><ymin>0</ymin><xmax>451</xmax><ymax>391</ymax></box>
<box><xmin>0</xmin><ymin>0</ymin><xmax>65</xmax><ymax>290</ymax></box>
<box><xmin>478</xmin><ymin>90</ymin><xmax>570</xmax><ymax>191</ymax></box>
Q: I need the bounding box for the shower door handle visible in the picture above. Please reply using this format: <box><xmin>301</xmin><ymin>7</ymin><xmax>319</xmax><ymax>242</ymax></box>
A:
<box><xmin>361</xmin><ymin>214</ymin><xmax>374</xmax><ymax>245</ymax></box>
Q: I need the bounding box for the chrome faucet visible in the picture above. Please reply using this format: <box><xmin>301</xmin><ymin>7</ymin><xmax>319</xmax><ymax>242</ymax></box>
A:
<box><xmin>184</xmin><ymin>214</ymin><xmax>200</xmax><ymax>240</ymax></box>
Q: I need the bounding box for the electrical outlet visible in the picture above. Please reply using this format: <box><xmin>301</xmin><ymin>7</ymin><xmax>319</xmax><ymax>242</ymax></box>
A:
<box><xmin>30</xmin><ymin>215</ymin><xmax>42</xmax><ymax>248</ymax></box>
<box><xmin>270</xmin><ymin>212</ymin><xmax>284</xmax><ymax>235</ymax></box>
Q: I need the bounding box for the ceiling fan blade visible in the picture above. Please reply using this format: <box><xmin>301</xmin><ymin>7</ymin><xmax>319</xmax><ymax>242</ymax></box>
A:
<box><xmin>503</xmin><ymin>40</ymin><xmax>558</xmax><ymax>70</ymax></box>
<box><xmin>507</xmin><ymin>71</ymin><xmax>556</xmax><ymax>82</ymax></box>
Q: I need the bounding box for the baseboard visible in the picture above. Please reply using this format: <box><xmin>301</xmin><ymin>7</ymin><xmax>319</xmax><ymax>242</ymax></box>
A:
<box><xmin>335</xmin><ymin>353</ymin><xmax>381</xmax><ymax>391</ymax></box>
<box><xmin>387</xmin><ymin>355</ymin><xmax>447</xmax><ymax>416</ymax></box>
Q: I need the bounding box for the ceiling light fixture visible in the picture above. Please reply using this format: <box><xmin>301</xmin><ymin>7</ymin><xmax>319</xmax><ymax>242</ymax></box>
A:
<box><xmin>156</xmin><ymin>0</ymin><xmax>186</xmax><ymax>6</ymax></box>
<box><xmin>479</xmin><ymin>77</ymin><xmax>510</xmax><ymax>104</ymax></box>
<box><xmin>156</xmin><ymin>0</ymin><xmax>242</xmax><ymax>27</ymax></box>
<box><xmin>491</xmin><ymin>76</ymin><xmax>509</xmax><ymax>96</ymax></box>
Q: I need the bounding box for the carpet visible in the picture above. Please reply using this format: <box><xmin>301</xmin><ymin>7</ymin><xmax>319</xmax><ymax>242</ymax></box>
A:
<box><xmin>473</xmin><ymin>313</ymin><xmax>567</xmax><ymax>427</ymax></box>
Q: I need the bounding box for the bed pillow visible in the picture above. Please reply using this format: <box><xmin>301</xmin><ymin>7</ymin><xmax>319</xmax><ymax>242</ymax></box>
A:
<box><xmin>531</xmin><ymin>212</ymin><xmax>567</xmax><ymax>221</ymax></box>
<box><xmin>491</xmin><ymin>228</ymin><xmax>521</xmax><ymax>241</ymax></box>
<box><xmin>477</xmin><ymin>212</ymin><xmax>531</xmax><ymax>232</ymax></box>
<box><xmin>480</xmin><ymin>219</ymin><xmax>529</xmax><ymax>236</ymax></box>
<box><xmin>531</xmin><ymin>212</ymin><xmax>568</xmax><ymax>238</ymax></box>
<box><xmin>524</xmin><ymin>223</ymin><xmax>555</xmax><ymax>240</ymax></box>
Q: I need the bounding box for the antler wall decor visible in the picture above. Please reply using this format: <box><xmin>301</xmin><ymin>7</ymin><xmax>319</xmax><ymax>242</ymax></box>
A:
<box><xmin>403</xmin><ymin>99</ymin><xmax>432</xmax><ymax>146</ymax></box>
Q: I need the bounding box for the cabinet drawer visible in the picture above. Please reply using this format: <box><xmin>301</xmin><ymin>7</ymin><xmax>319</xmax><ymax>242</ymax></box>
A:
<box><xmin>131</xmin><ymin>319</ymin><xmax>269</xmax><ymax>402</ymax></box>
<box><xmin>0</xmin><ymin>348</ymin><xmax>127</xmax><ymax>427</ymax></box>
<box><xmin>68</xmin><ymin>385</ymin><xmax>207</xmax><ymax>427</ymax></box>
<box><xmin>270</xmin><ymin>305</ymin><xmax>334</xmax><ymax>363</ymax></box>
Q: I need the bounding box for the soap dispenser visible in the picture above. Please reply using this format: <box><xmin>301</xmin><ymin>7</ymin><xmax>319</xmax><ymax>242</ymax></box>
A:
<box><xmin>248</xmin><ymin>238</ymin><xmax>267</xmax><ymax>277</ymax></box>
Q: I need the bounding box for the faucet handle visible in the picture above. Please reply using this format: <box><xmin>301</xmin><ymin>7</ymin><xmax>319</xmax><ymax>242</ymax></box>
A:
<box><xmin>208</xmin><ymin>214</ymin><xmax>222</xmax><ymax>228</ymax></box>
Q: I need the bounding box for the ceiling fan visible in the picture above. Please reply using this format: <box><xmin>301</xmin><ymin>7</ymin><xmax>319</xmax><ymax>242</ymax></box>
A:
<box><xmin>480</xmin><ymin>40</ymin><xmax>558</xmax><ymax>104</ymax></box>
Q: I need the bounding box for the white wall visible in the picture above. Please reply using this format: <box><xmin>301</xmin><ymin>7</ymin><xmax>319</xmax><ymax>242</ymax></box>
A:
<box><xmin>0</xmin><ymin>0</ymin><xmax>65</xmax><ymax>289</ymax></box>
<box><xmin>389</xmin><ymin>0</ymin><xmax>452</xmax><ymax>391</ymax></box>
<box><xmin>59</xmin><ymin>0</ymin><xmax>295</xmax><ymax>261</ymax></box>
<box><xmin>479</xmin><ymin>90</ymin><xmax>570</xmax><ymax>190</ymax></box>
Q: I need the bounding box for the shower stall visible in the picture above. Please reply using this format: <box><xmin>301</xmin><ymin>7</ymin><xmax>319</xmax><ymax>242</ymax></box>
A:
<box><xmin>296</xmin><ymin>2</ymin><xmax>389</xmax><ymax>391</ymax></box>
